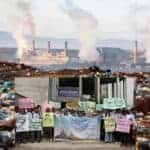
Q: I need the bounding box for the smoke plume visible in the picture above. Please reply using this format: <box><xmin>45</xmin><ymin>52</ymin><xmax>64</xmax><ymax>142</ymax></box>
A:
<box><xmin>14</xmin><ymin>20</ymin><xmax>27</xmax><ymax>59</ymax></box>
<box><xmin>3</xmin><ymin>0</ymin><xmax>35</xmax><ymax>59</ymax></box>
<box><xmin>17</xmin><ymin>0</ymin><xmax>35</xmax><ymax>38</ymax></box>
<box><xmin>57</xmin><ymin>0</ymin><xmax>99</xmax><ymax>62</ymax></box>
<box><xmin>143</xmin><ymin>23</ymin><xmax>150</xmax><ymax>63</ymax></box>
<box><xmin>130</xmin><ymin>0</ymin><xmax>150</xmax><ymax>63</ymax></box>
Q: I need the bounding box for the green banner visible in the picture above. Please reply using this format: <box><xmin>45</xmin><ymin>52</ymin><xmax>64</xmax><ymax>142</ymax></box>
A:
<box><xmin>103</xmin><ymin>98</ymin><xmax>126</xmax><ymax>110</ymax></box>
<box><xmin>96</xmin><ymin>104</ymin><xmax>103</xmax><ymax>111</ymax></box>
<box><xmin>29</xmin><ymin>119</ymin><xmax>42</xmax><ymax>131</ymax></box>
<box><xmin>49</xmin><ymin>101</ymin><xmax>61</xmax><ymax>109</ymax></box>
<box><xmin>104</xmin><ymin>117</ymin><xmax>116</xmax><ymax>132</ymax></box>
<box><xmin>79</xmin><ymin>101</ymin><xmax>96</xmax><ymax>112</ymax></box>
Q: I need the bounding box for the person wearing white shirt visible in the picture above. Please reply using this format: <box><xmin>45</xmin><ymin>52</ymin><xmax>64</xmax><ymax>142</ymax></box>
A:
<box><xmin>127</xmin><ymin>111</ymin><xmax>136</xmax><ymax>145</ymax></box>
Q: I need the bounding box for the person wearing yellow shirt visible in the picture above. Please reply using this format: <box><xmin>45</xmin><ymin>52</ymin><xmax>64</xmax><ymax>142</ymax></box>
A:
<box><xmin>42</xmin><ymin>108</ymin><xmax>55</xmax><ymax>142</ymax></box>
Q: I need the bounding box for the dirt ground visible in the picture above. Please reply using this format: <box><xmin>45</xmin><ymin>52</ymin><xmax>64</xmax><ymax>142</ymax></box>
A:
<box><xmin>13</xmin><ymin>140</ymin><xmax>134</xmax><ymax>150</ymax></box>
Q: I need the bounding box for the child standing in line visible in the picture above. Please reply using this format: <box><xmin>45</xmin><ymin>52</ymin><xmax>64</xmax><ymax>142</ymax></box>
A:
<box><xmin>119</xmin><ymin>110</ymin><xmax>131</xmax><ymax>146</ymax></box>
<box><xmin>27</xmin><ymin>108</ymin><xmax>33</xmax><ymax>143</ymax></box>
<box><xmin>42</xmin><ymin>108</ymin><xmax>55</xmax><ymax>142</ymax></box>
<box><xmin>113</xmin><ymin>110</ymin><xmax>121</xmax><ymax>143</ymax></box>
<box><xmin>104</xmin><ymin>111</ymin><xmax>114</xmax><ymax>143</ymax></box>
<box><xmin>16</xmin><ymin>108</ymin><xmax>28</xmax><ymax>144</ymax></box>
<box><xmin>31</xmin><ymin>106</ymin><xmax>42</xmax><ymax>143</ymax></box>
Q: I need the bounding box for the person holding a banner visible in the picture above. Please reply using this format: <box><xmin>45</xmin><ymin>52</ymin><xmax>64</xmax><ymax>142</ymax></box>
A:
<box><xmin>42</xmin><ymin>108</ymin><xmax>55</xmax><ymax>142</ymax></box>
<box><xmin>116</xmin><ymin>110</ymin><xmax>132</xmax><ymax>146</ymax></box>
<box><xmin>104</xmin><ymin>112</ymin><xmax>115</xmax><ymax>143</ymax></box>
<box><xmin>16</xmin><ymin>108</ymin><xmax>29</xmax><ymax>144</ymax></box>
<box><xmin>29</xmin><ymin>106</ymin><xmax>42</xmax><ymax>143</ymax></box>
<box><xmin>126</xmin><ymin>110</ymin><xmax>137</xmax><ymax>146</ymax></box>
<box><xmin>27</xmin><ymin>108</ymin><xmax>34</xmax><ymax>143</ymax></box>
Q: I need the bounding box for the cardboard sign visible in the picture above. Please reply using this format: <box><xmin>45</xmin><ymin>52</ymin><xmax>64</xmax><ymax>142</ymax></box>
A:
<box><xmin>49</xmin><ymin>101</ymin><xmax>61</xmax><ymax>109</ymax></box>
<box><xmin>41</xmin><ymin>102</ymin><xmax>52</xmax><ymax>112</ymax></box>
<box><xmin>19</xmin><ymin>98</ymin><xmax>34</xmax><ymax>109</ymax></box>
<box><xmin>103</xmin><ymin>98</ymin><xmax>126</xmax><ymax>110</ymax></box>
<box><xmin>116</xmin><ymin>98</ymin><xmax>126</xmax><ymax>109</ymax></box>
<box><xmin>104</xmin><ymin>117</ymin><xmax>116</xmax><ymax>132</ymax></box>
<box><xmin>43</xmin><ymin>112</ymin><xmax>54</xmax><ymax>127</ymax></box>
<box><xmin>16</xmin><ymin>114</ymin><xmax>29</xmax><ymax>132</ymax></box>
<box><xmin>96</xmin><ymin>104</ymin><xmax>103</xmax><ymax>111</ymax></box>
<box><xmin>66</xmin><ymin>101</ymin><xmax>78</xmax><ymax>110</ymax></box>
<box><xmin>79</xmin><ymin>101</ymin><xmax>96</xmax><ymax>112</ymax></box>
<box><xmin>29</xmin><ymin>119</ymin><xmax>42</xmax><ymax>131</ymax></box>
<box><xmin>116</xmin><ymin>117</ymin><xmax>131</xmax><ymax>133</ymax></box>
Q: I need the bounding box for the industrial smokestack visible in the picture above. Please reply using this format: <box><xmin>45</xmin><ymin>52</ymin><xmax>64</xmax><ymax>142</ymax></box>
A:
<box><xmin>32</xmin><ymin>40</ymin><xmax>35</xmax><ymax>50</ymax></box>
<box><xmin>48</xmin><ymin>41</ymin><xmax>51</xmax><ymax>50</ymax></box>
<box><xmin>133</xmin><ymin>40</ymin><xmax>138</xmax><ymax>64</ymax></box>
<box><xmin>65</xmin><ymin>41</ymin><xmax>68</xmax><ymax>49</ymax></box>
<box><xmin>64</xmin><ymin>41</ymin><xmax>68</xmax><ymax>56</ymax></box>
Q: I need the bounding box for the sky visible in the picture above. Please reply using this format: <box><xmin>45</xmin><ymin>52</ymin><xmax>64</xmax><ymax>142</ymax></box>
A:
<box><xmin>0</xmin><ymin>0</ymin><xmax>150</xmax><ymax>40</ymax></box>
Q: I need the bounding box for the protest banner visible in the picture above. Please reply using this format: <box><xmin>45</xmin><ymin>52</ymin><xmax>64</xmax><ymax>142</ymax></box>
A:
<box><xmin>115</xmin><ymin>98</ymin><xmax>126</xmax><ymax>109</ymax></box>
<box><xmin>55</xmin><ymin>116</ymin><xmax>100</xmax><ymax>140</ymax></box>
<box><xmin>43</xmin><ymin>112</ymin><xmax>54</xmax><ymax>127</ymax></box>
<box><xmin>103</xmin><ymin>98</ymin><xmax>116</xmax><ymax>109</ymax></box>
<box><xmin>29</xmin><ymin>119</ymin><xmax>42</xmax><ymax>131</ymax></box>
<box><xmin>41</xmin><ymin>102</ymin><xmax>52</xmax><ymax>112</ymax></box>
<box><xmin>96</xmin><ymin>104</ymin><xmax>103</xmax><ymax>111</ymax></box>
<box><xmin>16</xmin><ymin>114</ymin><xmax>29</xmax><ymax>132</ymax></box>
<box><xmin>55</xmin><ymin>116</ymin><xmax>69</xmax><ymax>139</ymax></box>
<box><xmin>49</xmin><ymin>101</ymin><xmax>61</xmax><ymax>109</ymax></box>
<box><xmin>104</xmin><ymin>117</ymin><xmax>116</xmax><ymax>132</ymax></box>
<box><xmin>66</xmin><ymin>101</ymin><xmax>78</xmax><ymax>110</ymax></box>
<box><xmin>19</xmin><ymin>98</ymin><xmax>34</xmax><ymax>109</ymax></box>
<box><xmin>116</xmin><ymin>117</ymin><xmax>131</xmax><ymax>133</ymax></box>
<box><xmin>79</xmin><ymin>101</ymin><xmax>96</xmax><ymax>112</ymax></box>
<box><xmin>103</xmin><ymin>98</ymin><xmax>126</xmax><ymax>110</ymax></box>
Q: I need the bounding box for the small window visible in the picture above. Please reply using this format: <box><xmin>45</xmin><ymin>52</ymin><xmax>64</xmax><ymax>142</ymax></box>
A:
<box><xmin>82</xmin><ymin>77</ymin><xmax>95</xmax><ymax>95</ymax></box>
<box><xmin>59</xmin><ymin>77</ymin><xmax>79</xmax><ymax>87</ymax></box>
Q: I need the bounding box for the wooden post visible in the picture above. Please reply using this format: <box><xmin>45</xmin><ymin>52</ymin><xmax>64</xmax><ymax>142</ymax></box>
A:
<box><xmin>117</xmin><ymin>76</ymin><xmax>120</xmax><ymax>98</ymax></box>
<box><xmin>97</xmin><ymin>76</ymin><xmax>100</xmax><ymax>104</ymax></box>
<box><xmin>79</xmin><ymin>76</ymin><xmax>82</xmax><ymax>101</ymax></box>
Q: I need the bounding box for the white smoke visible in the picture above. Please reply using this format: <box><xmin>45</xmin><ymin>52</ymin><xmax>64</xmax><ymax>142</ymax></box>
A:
<box><xmin>143</xmin><ymin>24</ymin><xmax>150</xmax><ymax>63</ymax></box>
<box><xmin>2</xmin><ymin>0</ymin><xmax>35</xmax><ymax>59</ymax></box>
<box><xmin>17</xmin><ymin>0</ymin><xmax>35</xmax><ymax>38</ymax></box>
<box><xmin>57</xmin><ymin>0</ymin><xmax>99</xmax><ymax>62</ymax></box>
<box><xmin>14</xmin><ymin>20</ymin><xmax>27</xmax><ymax>59</ymax></box>
<box><xmin>130</xmin><ymin>0</ymin><xmax>150</xmax><ymax>63</ymax></box>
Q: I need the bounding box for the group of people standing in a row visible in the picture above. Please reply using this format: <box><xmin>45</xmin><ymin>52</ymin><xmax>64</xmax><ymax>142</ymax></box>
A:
<box><xmin>100</xmin><ymin>109</ymin><xmax>137</xmax><ymax>146</ymax></box>
<box><xmin>15</xmin><ymin>106</ymin><xmax>55</xmax><ymax>143</ymax></box>
<box><xmin>15</xmin><ymin>105</ymin><xmax>139</xmax><ymax>147</ymax></box>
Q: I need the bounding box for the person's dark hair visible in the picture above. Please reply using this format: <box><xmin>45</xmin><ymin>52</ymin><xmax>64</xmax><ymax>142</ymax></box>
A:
<box><xmin>121</xmin><ymin>109</ymin><xmax>127</xmax><ymax>115</ymax></box>
<box><xmin>28</xmin><ymin>108</ymin><xmax>33</xmax><ymax>112</ymax></box>
<box><xmin>36</xmin><ymin>105</ymin><xmax>41</xmax><ymax>109</ymax></box>
<box><xmin>46</xmin><ymin>107</ymin><xmax>50</xmax><ymax>112</ymax></box>
<box><xmin>15</xmin><ymin>106</ymin><xmax>19</xmax><ymax>112</ymax></box>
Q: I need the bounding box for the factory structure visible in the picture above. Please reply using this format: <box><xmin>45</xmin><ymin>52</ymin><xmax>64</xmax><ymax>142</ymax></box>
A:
<box><xmin>97</xmin><ymin>40</ymin><xmax>149</xmax><ymax>72</ymax></box>
<box><xmin>20</xmin><ymin>40</ymin><xmax>69</xmax><ymax>65</ymax></box>
<box><xmin>0</xmin><ymin>39</ymin><xmax>149</xmax><ymax>71</ymax></box>
<box><xmin>18</xmin><ymin>40</ymin><xmax>91</xmax><ymax>69</ymax></box>
<box><xmin>130</xmin><ymin>41</ymin><xmax>149</xmax><ymax>72</ymax></box>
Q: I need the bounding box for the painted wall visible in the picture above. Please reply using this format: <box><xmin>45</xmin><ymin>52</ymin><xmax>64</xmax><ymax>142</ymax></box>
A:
<box><xmin>15</xmin><ymin>77</ymin><xmax>49</xmax><ymax>104</ymax></box>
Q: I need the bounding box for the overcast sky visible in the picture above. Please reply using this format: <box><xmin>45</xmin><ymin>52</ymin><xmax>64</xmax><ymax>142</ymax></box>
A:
<box><xmin>0</xmin><ymin>0</ymin><xmax>149</xmax><ymax>40</ymax></box>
